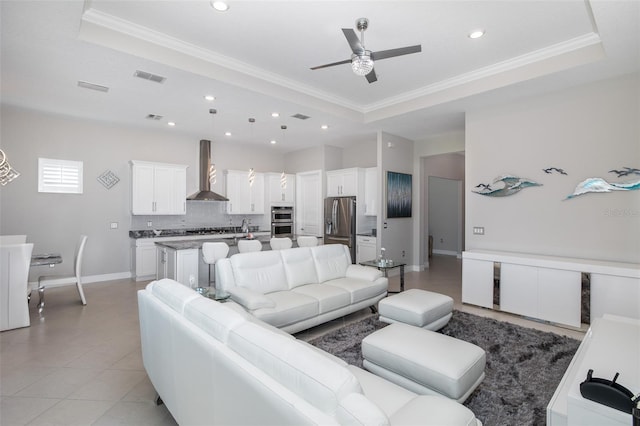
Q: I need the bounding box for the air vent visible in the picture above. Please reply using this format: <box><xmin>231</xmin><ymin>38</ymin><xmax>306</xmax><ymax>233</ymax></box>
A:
<box><xmin>146</xmin><ymin>114</ymin><xmax>164</xmax><ymax>120</ymax></box>
<box><xmin>291</xmin><ymin>113</ymin><xmax>311</xmax><ymax>120</ymax></box>
<box><xmin>77</xmin><ymin>81</ymin><xmax>109</xmax><ymax>92</ymax></box>
<box><xmin>133</xmin><ymin>70</ymin><xmax>167</xmax><ymax>84</ymax></box>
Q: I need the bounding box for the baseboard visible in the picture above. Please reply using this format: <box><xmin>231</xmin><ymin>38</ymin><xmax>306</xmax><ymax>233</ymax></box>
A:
<box><xmin>29</xmin><ymin>271</ymin><xmax>132</xmax><ymax>289</ymax></box>
<box><xmin>432</xmin><ymin>249</ymin><xmax>460</xmax><ymax>257</ymax></box>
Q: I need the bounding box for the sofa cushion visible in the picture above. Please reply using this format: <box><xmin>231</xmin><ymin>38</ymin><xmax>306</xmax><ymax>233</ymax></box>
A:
<box><xmin>292</xmin><ymin>284</ymin><xmax>351</xmax><ymax>314</ymax></box>
<box><xmin>227</xmin><ymin>321</ymin><xmax>363</xmax><ymax>416</ymax></box>
<box><xmin>183</xmin><ymin>296</ymin><xmax>249</xmax><ymax>343</ymax></box>
<box><xmin>227</xmin><ymin>286</ymin><xmax>276</xmax><ymax>310</ymax></box>
<box><xmin>280</xmin><ymin>248</ymin><xmax>319</xmax><ymax>289</ymax></box>
<box><xmin>149</xmin><ymin>279</ymin><xmax>200</xmax><ymax>314</ymax></box>
<box><xmin>346</xmin><ymin>264</ymin><xmax>383</xmax><ymax>281</ymax></box>
<box><xmin>230</xmin><ymin>251</ymin><xmax>288</xmax><ymax>294</ymax></box>
<box><xmin>311</xmin><ymin>244</ymin><xmax>350</xmax><ymax>284</ymax></box>
<box><xmin>327</xmin><ymin>277</ymin><xmax>388</xmax><ymax>304</ymax></box>
<box><xmin>252</xmin><ymin>291</ymin><xmax>319</xmax><ymax>327</ymax></box>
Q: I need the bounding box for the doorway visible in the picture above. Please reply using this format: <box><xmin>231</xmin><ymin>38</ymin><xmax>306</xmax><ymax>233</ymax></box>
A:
<box><xmin>428</xmin><ymin>176</ymin><xmax>463</xmax><ymax>257</ymax></box>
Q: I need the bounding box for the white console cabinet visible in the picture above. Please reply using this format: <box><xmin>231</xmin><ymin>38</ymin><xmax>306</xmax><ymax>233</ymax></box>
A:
<box><xmin>462</xmin><ymin>250</ymin><xmax>640</xmax><ymax>328</ymax></box>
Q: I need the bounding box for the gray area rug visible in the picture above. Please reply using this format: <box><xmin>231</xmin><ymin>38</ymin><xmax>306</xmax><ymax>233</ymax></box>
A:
<box><xmin>307</xmin><ymin>311</ymin><xmax>581</xmax><ymax>426</ymax></box>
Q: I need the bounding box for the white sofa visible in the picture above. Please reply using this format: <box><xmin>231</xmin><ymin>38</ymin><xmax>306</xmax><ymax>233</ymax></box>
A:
<box><xmin>216</xmin><ymin>244</ymin><xmax>388</xmax><ymax>333</ymax></box>
<box><xmin>138</xmin><ymin>278</ymin><xmax>482</xmax><ymax>426</ymax></box>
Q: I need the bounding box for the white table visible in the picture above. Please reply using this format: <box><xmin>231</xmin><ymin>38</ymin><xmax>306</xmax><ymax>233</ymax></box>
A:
<box><xmin>547</xmin><ymin>315</ymin><xmax>640</xmax><ymax>425</ymax></box>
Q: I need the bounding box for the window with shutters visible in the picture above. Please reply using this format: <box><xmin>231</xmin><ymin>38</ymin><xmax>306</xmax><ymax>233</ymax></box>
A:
<box><xmin>38</xmin><ymin>158</ymin><xmax>83</xmax><ymax>194</ymax></box>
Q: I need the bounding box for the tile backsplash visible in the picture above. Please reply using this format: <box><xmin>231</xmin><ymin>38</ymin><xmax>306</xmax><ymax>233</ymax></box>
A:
<box><xmin>130</xmin><ymin>200</ymin><xmax>270</xmax><ymax>231</ymax></box>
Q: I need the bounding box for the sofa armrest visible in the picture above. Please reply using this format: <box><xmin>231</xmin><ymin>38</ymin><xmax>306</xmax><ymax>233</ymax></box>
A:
<box><xmin>228</xmin><ymin>287</ymin><xmax>276</xmax><ymax>311</ymax></box>
<box><xmin>346</xmin><ymin>264</ymin><xmax>383</xmax><ymax>281</ymax></box>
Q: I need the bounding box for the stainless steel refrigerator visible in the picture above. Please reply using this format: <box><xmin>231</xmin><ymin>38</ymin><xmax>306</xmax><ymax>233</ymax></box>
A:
<box><xmin>324</xmin><ymin>196</ymin><xmax>356</xmax><ymax>263</ymax></box>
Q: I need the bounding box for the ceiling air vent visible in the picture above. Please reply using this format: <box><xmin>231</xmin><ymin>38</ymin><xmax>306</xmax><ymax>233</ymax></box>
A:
<box><xmin>77</xmin><ymin>81</ymin><xmax>109</xmax><ymax>92</ymax></box>
<box><xmin>146</xmin><ymin>114</ymin><xmax>164</xmax><ymax>120</ymax></box>
<box><xmin>133</xmin><ymin>70</ymin><xmax>167</xmax><ymax>84</ymax></box>
<box><xmin>291</xmin><ymin>113</ymin><xmax>311</xmax><ymax>120</ymax></box>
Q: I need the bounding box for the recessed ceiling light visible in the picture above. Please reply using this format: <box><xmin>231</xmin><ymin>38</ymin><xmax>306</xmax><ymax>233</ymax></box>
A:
<box><xmin>211</xmin><ymin>1</ymin><xmax>229</xmax><ymax>12</ymax></box>
<box><xmin>167</xmin><ymin>122</ymin><xmax>176</xmax><ymax>127</ymax></box>
<box><xmin>204</xmin><ymin>95</ymin><xmax>215</xmax><ymax>101</ymax></box>
<box><xmin>225</xmin><ymin>132</ymin><xmax>232</xmax><ymax>136</ymax></box>
<box><xmin>271</xmin><ymin>112</ymin><xmax>280</xmax><ymax>118</ymax></box>
<box><xmin>321</xmin><ymin>125</ymin><xmax>329</xmax><ymax>130</ymax></box>
<box><xmin>270</xmin><ymin>140</ymin><xmax>277</xmax><ymax>145</ymax></box>
<box><xmin>469</xmin><ymin>30</ymin><xmax>485</xmax><ymax>39</ymax></box>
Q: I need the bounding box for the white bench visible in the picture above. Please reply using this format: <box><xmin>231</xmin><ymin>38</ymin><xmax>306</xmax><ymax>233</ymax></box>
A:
<box><xmin>362</xmin><ymin>322</ymin><xmax>486</xmax><ymax>402</ymax></box>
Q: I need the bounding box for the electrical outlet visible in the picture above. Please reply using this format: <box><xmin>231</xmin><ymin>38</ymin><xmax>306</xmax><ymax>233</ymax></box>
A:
<box><xmin>473</xmin><ymin>227</ymin><xmax>485</xmax><ymax>235</ymax></box>
<box><xmin>147</xmin><ymin>221</ymin><xmax>153</xmax><ymax>227</ymax></box>
<box><xmin>110</xmin><ymin>222</ymin><xmax>118</xmax><ymax>229</ymax></box>
<box><xmin>401</xmin><ymin>250</ymin><xmax>405</xmax><ymax>257</ymax></box>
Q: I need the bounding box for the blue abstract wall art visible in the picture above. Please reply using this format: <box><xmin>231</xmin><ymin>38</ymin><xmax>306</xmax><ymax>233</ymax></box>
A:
<box><xmin>566</xmin><ymin>177</ymin><xmax>640</xmax><ymax>199</ymax></box>
<box><xmin>473</xmin><ymin>175</ymin><xmax>542</xmax><ymax>197</ymax></box>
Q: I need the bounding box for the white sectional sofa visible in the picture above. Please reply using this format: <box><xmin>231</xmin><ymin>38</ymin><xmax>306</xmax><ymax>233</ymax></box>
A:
<box><xmin>138</xmin><ymin>278</ymin><xmax>482</xmax><ymax>426</ymax></box>
<box><xmin>216</xmin><ymin>244</ymin><xmax>388</xmax><ymax>333</ymax></box>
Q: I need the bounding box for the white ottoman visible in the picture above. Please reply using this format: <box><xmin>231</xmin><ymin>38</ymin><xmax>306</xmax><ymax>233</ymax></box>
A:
<box><xmin>379</xmin><ymin>289</ymin><xmax>453</xmax><ymax>331</ymax></box>
<box><xmin>362</xmin><ymin>322</ymin><xmax>486</xmax><ymax>402</ymax></box>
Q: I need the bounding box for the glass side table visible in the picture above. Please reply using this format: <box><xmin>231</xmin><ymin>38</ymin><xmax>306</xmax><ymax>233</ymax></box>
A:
<box><xmin>195</xmin><ymin>287</ymin><xmax>231</xmax><ymax>302</ymax></box>
<box><xmin>359</xmin><ymin>259</ymin><xmax>406</xmax><ymax>293</ymax></box>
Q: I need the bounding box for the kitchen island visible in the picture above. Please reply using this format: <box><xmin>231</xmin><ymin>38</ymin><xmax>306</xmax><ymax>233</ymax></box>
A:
<box><xmin>153</xmin><ymin>233</ymin><xmax>282</xmax><ymax>288</ymax></box>
<box><xmin>130</xmin><ymin>226</ymin><xmax>270</xmax><ymax>282</ymax></box>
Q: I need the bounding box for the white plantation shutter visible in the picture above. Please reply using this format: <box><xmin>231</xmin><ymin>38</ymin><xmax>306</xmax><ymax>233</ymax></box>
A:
<box><xmin>38</xmin><ymin>158</ymin><xmax>83</xmax><ymax>194</ymax></box>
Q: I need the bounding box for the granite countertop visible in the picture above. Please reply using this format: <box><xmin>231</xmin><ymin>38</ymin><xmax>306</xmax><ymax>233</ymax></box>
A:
<box><xmin>129</xmin><ymin>226</ymin><xmax>264</xmax><ymax>239</ymax></box>
<box><xmin>155</xmin><ymin>235</ymin><xmax>273</xmax><ymax>250</ymax></box>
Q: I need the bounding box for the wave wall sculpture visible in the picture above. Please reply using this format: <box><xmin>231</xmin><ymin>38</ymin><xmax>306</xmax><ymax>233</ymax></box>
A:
<box><xmin>566</xmin><ymin>177</ymin><xmax>640</xmax><ymax>199</ymax></box>
<box><xmin>473</xmin><ymin>175</ymin><xmax>542</xmax><ymax>197</ymax></box>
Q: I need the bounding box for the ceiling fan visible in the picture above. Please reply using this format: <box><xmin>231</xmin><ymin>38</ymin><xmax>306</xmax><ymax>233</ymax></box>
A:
<box><xmin>311</xmin><ymin>18</ymin><xmax>422</xmax><ymax>83</ymax></box>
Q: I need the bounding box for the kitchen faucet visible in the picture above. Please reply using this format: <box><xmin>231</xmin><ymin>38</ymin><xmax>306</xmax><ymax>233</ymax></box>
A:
<box><xmin>241</xmin><ymin>218</ymin><xmax>249</xmax><ymax>234</ymax></box>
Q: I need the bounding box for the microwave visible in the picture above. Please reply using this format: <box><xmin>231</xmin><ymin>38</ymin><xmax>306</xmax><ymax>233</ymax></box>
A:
<box><xmin>271</xmin><ymin>206</ymin><xmax>293</xmax><ymax>223</ymax></box>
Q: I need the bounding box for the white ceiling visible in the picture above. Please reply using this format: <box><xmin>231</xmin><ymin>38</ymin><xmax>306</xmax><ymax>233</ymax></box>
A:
<box><xmin>1</xmin><ymin>1</ymin><xmax>638</xmax><ymax>152</ymax></box>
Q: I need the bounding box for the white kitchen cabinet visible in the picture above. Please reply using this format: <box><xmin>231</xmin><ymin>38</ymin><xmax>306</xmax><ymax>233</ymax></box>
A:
<box><xmin>131</xmin><ymin>161</ymin><xmax>187</xmax><ymax>215</ymax></box>
<box><xmin>326</xmin><ymin>168</ymin><xmax>359</xmax><ymax>196</ymax></box>
<box><xmin>225</xmin><ymin>170</ymin><xmax>264</xmax><ymax>214</ymax></box>
<box><xmin>364</xmin><ymin>167</ymin><xmax>378</xmax><ymax>216</ymax></box>
<box><xmin>357</xmin><ymin>235</ymin><xmax>377</xmax><ymax>263</ymax></box>
<box><xmin>296</xmin><ymin>170</ymin><xmax>323</xmax><ymax>237</ymax></box>
<box><xmin>267</xmin><ymin>172</ymin><xmax>295</xmax><ymax>206</ymax></box>
<box><xmin>133</xmin><ymin>239</ymin><xmax>158</xmax><ymax>280</ymax></box>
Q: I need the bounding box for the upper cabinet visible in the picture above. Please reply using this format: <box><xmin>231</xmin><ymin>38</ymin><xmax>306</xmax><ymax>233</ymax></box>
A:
<box><xmin>131</xmin><ymin>161</ymin><xmax>187</xmax><ymax>215</ymax></box>
<box><xmin>326</xmin><ymin>168</ymin><xmax>359</xmax><ymax>196</ymax></box>
<box><xmin>364</xmin><ymin>167</ymin><xmax>378</xmax><ymax>216</ymax></box>
<box><xmin>225</xmin><ymin>170</ymin><xmax>265</xmax><ymax>215</ymax></box>
<box><xmin>267</xmin><ymin>172</ymin><xmax>295</xmax><ymax>206</ymax></box>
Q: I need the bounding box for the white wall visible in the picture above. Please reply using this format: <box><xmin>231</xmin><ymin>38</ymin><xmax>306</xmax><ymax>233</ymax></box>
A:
<box><xmin>465</xmin><ymin>73</ymin><xmax>640</xmax><ymax>263</ymax></box>
<box><xmin>0</xmin><ymin>105</ymin><xmax>286</xmax><ymax>280</ymax></box>
<box><xmin>342</xmin><ymin>140</ymin><xmax>377</xmax><ymax>168</ymax></box>
<box><xmin>378</xmin><ymin>132</ymin><xmax>415</xmax><ymax>267</ymax></box>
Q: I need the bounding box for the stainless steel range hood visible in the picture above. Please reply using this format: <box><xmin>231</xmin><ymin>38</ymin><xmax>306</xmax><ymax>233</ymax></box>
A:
<box><xmin>186</xmin><ymin>139</ymin><xmax>229</xmax><ymax>201</ymax></box>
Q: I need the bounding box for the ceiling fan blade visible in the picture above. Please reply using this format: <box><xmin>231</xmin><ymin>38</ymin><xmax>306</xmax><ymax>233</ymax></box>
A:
<box><xmin>342</xmin><ymin>28</ymin><xmax>364</xmax><ymax>55</ymax></box>
<box><xmin>371</xmin><ymin>45</ymin><xmax>421</xmax><ymax>61</ymax></box>
<box><xmin>310</xmin><ymin>58</ymin><xmax>352</xmax><ymax>70</ymax></box>
<box><xmin>365</xmin><ymin>68</ymin><xmax>377</xmax><ymax>83</ymax></box>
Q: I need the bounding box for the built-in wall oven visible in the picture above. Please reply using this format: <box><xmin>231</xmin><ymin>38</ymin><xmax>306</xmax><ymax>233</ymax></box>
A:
<box><xmin>271</xmin><ymin>206</ymin><xmax>293</xmax><ymax>237</ymax></box>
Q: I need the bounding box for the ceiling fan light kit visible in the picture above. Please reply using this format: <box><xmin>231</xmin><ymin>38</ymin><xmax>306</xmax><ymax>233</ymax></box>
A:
<box><xmin>351</xmin><ymin>52</ymin><xmax>374</xmax><ymax>76</ymax></box>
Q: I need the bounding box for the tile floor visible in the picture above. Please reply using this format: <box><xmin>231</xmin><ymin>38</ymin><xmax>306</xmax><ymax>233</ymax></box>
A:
<box><xmin>1</xmin><ymin>255</ymin><xmax>585</xmax><ymax>425</ymax></box>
